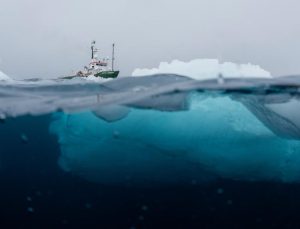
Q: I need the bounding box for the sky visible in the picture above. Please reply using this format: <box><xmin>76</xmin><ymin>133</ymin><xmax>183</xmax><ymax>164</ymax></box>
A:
<box><xmin>0</xmin><ymin>0</ymin><xmax>299</xmax><ymax>79</ymax></box>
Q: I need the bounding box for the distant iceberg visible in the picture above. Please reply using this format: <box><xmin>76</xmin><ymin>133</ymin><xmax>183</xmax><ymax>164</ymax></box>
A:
<box><xmin>132</xmin><ymin>59</ymin><xmax>271</xmax><ymax>80</ymax></box>
<box><xmin>0</xmin><ymin>70</ymin><xmax>12</xmax><ymax>81</ymax></box>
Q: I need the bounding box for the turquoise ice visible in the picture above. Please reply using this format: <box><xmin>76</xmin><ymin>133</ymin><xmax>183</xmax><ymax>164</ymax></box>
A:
<box><xmin>50</xmin><ymin>94</ymin><xmax>300</xmax><ymax>184</ymax></box>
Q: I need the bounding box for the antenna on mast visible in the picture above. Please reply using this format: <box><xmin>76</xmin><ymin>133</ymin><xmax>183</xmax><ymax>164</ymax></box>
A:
<box><xmin>112</xmin><ymin>43</ymin><xmax>115</xmax><ymax>71</ymax></box>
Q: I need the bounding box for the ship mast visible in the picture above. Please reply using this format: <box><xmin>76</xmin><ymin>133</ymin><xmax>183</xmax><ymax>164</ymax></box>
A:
<box><xmin>91</xmin><ymin>40</ymin><xmax>96</xmax><ymax>59</ymax></box>
<box><xmin>112</xmin><ymin>43</ymin><xmax>115</xmax><ymax>71</ymax></box>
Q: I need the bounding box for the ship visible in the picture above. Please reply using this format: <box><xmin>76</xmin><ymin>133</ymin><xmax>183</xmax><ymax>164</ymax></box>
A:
<box><xmin>63</xmin><ymin>41</ymin><xmax>119</xmax><ymax>79</ymax></box>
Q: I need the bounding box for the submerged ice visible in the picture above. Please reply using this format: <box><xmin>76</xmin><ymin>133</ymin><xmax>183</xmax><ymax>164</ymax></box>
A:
<box><xmin>50</xmin><ymin>94</ymin><xmax>300</xmax><ymax>184</ymax></box>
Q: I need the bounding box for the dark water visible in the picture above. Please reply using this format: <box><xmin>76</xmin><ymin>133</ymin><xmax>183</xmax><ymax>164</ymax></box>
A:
<box><xmin>1</xmin><ymin>116</ymin><xmax>300</xmax><ymax>228</ymax></box>
<box><xmin>1</xmin><ymin>75</ymin><xmax>300</xmax><ymax>228</ymax></box>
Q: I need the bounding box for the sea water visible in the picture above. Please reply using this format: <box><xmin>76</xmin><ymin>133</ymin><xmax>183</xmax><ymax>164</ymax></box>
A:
<box><xmin>1</xmin><ymin>61</ymin><xmax>300</xmax><ymax>227</ymax></box>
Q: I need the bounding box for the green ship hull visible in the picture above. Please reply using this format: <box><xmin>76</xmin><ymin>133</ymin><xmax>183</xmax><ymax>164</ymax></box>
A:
<box><xmin>61</xmin><ymin>71</ymin><xmax>119</xmax><ymax>80</ymax></box>
<box><xmin>94</xmin><ymin>70</ymin><xmax>119</xmax><ymax>78</ymax></box>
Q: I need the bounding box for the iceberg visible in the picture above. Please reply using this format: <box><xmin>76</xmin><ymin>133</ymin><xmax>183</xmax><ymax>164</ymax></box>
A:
<box><xmin>132</xmin><ymin>59</ymin><xmax>271</xmax><ymax>80</ymax></box>
<box><xmin>49</xmin><ymin>59</ymin><xmax>300</xmax><ymax>185</ymax></box>
<box><xmin>0</xmin><ymin>70</ymin><xmax>12</xmax><ymax>82</ymax></box>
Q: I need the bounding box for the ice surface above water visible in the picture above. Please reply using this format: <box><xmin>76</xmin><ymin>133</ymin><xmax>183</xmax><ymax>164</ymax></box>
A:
<box><xmin>0</xmin><ymin>70</ymin><xmax>12</xmax><ymax>82</ymax></box>
<box><xmin>132</xmin><ymin>59</ymin><xmax>271</xmax><ymax>80</ymax></box>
